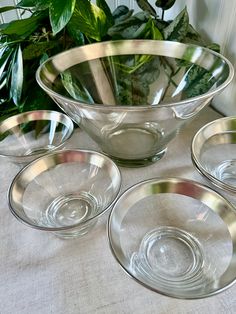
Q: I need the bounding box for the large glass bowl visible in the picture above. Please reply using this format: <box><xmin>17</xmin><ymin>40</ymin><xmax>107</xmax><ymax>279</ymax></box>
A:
<box><xmin>36</xmin><ymin>40</ymin><xmax>234</xmax><ymax>167</ymax></box>
<box><xmin>108</xmin><ymin>177</ymin><xmax>236</xmax><ymax>299</ymax></box>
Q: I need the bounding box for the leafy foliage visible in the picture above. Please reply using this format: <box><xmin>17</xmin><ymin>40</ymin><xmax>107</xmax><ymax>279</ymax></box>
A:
<box><xmin>17</xmin><ymin>0</ymin><xmax>50</xmax><ymax>10</ymax></box>
<box><xmin>49</xmin><ymin>0</ymin><xmax>76</xmax><ymax>35</ymax></box>
<box><xmin>0</xmin><ymin>0</ymin><xmax>220</xmax><ymax>120</ymax></box>
<box><xmin>0</xmin><ymin>13</ymin><xmax>45</xmax><ymax>38</ymax></box>
<box><xmin>96</xmin><ymin>0</ymin><xmax>114</xmax><ymax>27</ymax></box>
<box><xmin>155</xmin><ymin>0</ymin><xmax>176</xmax><ymax>10</ymax></box>
<box><xmin>67</xmin><ymin>0</ymin><xmax>109</xmax><ymax>41</ymax></box>
<box><xmin>10</xmin><ymin>45</ymin><xmax>23</xmax><ymax>106</ymax></box>
<box><xmin>112</xmin><ymin>6</ymin><xmax>134</xmax><ymax>24</ymax></box>
<box><xmin>108</xmin><ymin>11</ymin><xmax>160</xmax><ymax>39</ymax></box>
<box><xmin>136</xmin><ymin>0</ymin><xmax>157</xmax><ymax>17</ymax></box>
<box><xmin>163</xmin><ymin>7</ymin><xmax>189</xmax><ymax>41</ymax></box>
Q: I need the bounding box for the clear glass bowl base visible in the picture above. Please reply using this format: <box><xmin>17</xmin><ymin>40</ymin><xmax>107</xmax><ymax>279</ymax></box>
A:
<box><xmin>24</xmin><ymin>145</ymin><xmax>55</xmax><ymax>156</ymax></box>
<box><xmin>41</xmin><ymin>192</ymin><xmax>99</xmax><ymax>238</ymax></box>
<box><xmin>213</xmin><ymin>159</ymin><xmax>236</xmax><ymax>187</ymax></box>
<box><xmin>100</xmin><ymin>123</ymin><xmax>167</xmax><ymax>167</ymax></box>
<box><xmin>131</xmin><ymin>226</ymin><xmax>205</xmax><ymax>290</ymax></box>
<box><xmin>105</xmin><ymin>148</ymin><xmax>167</xmax><ymax>167</ymax></box>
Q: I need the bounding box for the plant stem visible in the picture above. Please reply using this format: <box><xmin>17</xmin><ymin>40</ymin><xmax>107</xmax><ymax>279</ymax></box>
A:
<box><xmin>63</xmin><ymin>28</ymin><xmax>66</xmax><ymax>49</ymax></box>
<box><xmin>161</xmin><ymin>9</ymin><xmax>165</xmax><ymax>20</ymax></box>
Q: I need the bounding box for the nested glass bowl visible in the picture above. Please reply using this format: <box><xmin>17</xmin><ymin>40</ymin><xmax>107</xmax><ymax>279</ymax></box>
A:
<box><xmin>36</xmin><ymin>40</ymin><xmax>234</xmax><ymax>167</ymax></box>
<box><xmin>8</xmin><ymin>149</ymin><xmax>121</xmax><ymax>238</ymax></box>
<box><xmin>108</xmin><ymin>177</ymin><xmax>236</xmax><ymax>299</ymax></box>
<box><xmin>0</xmin><ymin>110</ymin><xmax>74</xmax><ymax>164</ymax></box>
<box><xmin>192</xmin><ymin>116</ymin><xmax>236</xmax><ymax>193</ymax></box>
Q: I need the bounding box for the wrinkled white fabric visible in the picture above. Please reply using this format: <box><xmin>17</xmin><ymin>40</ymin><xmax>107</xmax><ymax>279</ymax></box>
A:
<box><xmin>1</xmin><ymin>106</ymin><xmax>235</xmax><ymax>314</ymax></box>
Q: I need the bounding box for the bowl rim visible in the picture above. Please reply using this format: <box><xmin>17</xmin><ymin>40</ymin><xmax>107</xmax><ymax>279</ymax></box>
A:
<box><xmin>8</xmin><ymin>149</ymin><xmax>122</xmax><ymax>231</ymax></box>
<box><xmin>0</xmin><ymin>110</ymin><xmax>74</xmax><ymax>160</ymax></box>
<box><xmin>191</xmin><ymin>116</ymin><xmax>236</xmax><ymax>193</ymax></box>
<box><xmin>108</xmin><ymin>176</ymin><xmax>236</xmax><ymax>299</ymax></box>
<box><xmin>36</xmin><ymin>39</ymin><xmax>234</xmax><ymax>112</ymax></box>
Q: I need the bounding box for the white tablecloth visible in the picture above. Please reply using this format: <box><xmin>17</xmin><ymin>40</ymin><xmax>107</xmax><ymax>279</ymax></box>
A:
<box><xmin>1</xmin><ymin>106</ymin><xmax>235</xmax><ymax>314</ymax></box>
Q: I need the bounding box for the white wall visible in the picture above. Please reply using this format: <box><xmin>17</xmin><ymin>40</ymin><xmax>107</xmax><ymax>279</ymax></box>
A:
<box><xmin>1</xmin><ymin>0</ymin><xmax>236</xmax><ymax>115</ymax></box>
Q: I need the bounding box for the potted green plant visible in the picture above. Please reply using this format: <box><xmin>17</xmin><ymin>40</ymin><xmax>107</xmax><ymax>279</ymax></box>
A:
<box><xmin>0</xmin><ymin>0</ymin><xmax>219</xmax><ymax>121</ymax></box>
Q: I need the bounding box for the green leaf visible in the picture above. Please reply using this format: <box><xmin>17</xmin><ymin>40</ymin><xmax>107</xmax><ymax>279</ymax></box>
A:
<box><xmin>183</xmin><ymin>66</ymin><xmax>217</xmax><ymax>98</ymax></box>
<box><xmin>0</xmin><ymin>46</ymin><xmax>14</xmax><ymax>81</ymax></box>
<box><xmin>112</xmin><ymin>6</ymin><xmax>134</xmax><ymax>24</ymax></box>
<box><xmin>0</xmin><ymin>102</ymin><xmax>19</xmax><ymax>123</ymax></box>
<box><xmin>136</xmin><ymin>0</ymin><xmax>157</xmax><ymax>17</ymax></box>
<box><xmin>122</xmin><ymin>13</ymin><xmax>151</xmax><ymax>39</ymax></box>
<box><xmin>115</xmin><ymin>56</ymin><xmax>161</xmax><ymax>106</ymax></box>
<box><xmin>66</xmin><ymin>25</ymin><xmax>85</xmax><ymax>46</ymax></box>
<box><xmin>10</xmin><ymin>45</ymin><xmax>23</xmax><ymax>106</ymax></box>
<box><xmin>5</xmin><ymin>58</ymin><xmax>12</xmax><ymax>89</ymax></box>
<box><xmin>68</xmin><ymin>0</ymin><xmax>109</xmax><ymax>41</ymax></box>
<box><xmin>22</xmin><ymin>41</ymin><xmax>57</xmax><ymax>60</ymax></box>
<box><xmin>61</xmin><ymin>70</ymin><xmax>94</xmax><ymax>103</ymax></box>
<box><xmin>154</xmin><ymin>18</ymin><xmax>169</xmax><ymax>31</ymax></box>
<box><xmin>135</xmin><ymin>56</ymin><xmax>161</xmax><ymax>84</ymax></box>
<box><xmin>163</xmin><ymin>7</ymin><xmax>189</xmax><ymax>41</ymax></box>
<box><xmin>96</xmin><ymin>0</ymin><xmax>114</xmax><ymax>27</ymax></box>
<box><xmin>150</xmin><ymin>19</ymin><xmax>163</xmax><ymax>40</ymax></box>
<box><xmin>0</xmin><ymin>14</ymin><xmax>43</xmax><ymax>39</ymax></box>
<box><xmin>0</xmin><ymin>6</ymin><xmax>17</xmax><ymax>14</ymax></box>
<box><xmin>49</xmin><ymin>0</ymin><xmax>76</xmax><ymax>35</ymax></box>
<box><xmin>207</xmin><ymin>43</ymin><xmax>220</xmax><ymax>53</ymax></box>
<box><xmin>0</xmin><ymin>73</ymin><xmax>7</xmax><ymax>90</ymax></box>
<box><xmin>40</xmin><ymin>53</ymin><xmax>49</xmax><ymax>64</ymax></box>
<box><xmin>17</xmin><ymin>0</ymin><xmax>50</xmax><ymax>10</ymax></box>
<box><xmin>108</xmin><ymin>11</ymin><xmax>150</xmax><ymax>39</ymax></box>
<box><xmin>184</xmin><ymin>24</ymin><xmax>205</xmax><ymax>45</ymax></box>
<box><xmin>21</xmin><ymin>84</ymin><xmax>58</xmax><ymax>112</ymax></box>
<box><xmin>155</xmin><ymin>0</ymin><xmax>176</xmax><ymax>10</ymax></box>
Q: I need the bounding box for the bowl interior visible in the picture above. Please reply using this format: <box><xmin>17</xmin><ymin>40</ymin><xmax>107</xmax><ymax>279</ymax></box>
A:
<box><xmin>9</xmin><ymin>150</ymin><xmax>121</xmax><ymax>231</ymax></box>
<box><xmin>108</xmin><ymin>178</ymin><xmax>236</xmax><ymax>299</ymax></box>
<box><xmin>192</xmin><ymin>117</ymin><xmax>236</xmax><ymax>192</ymax></box>
<box><xmin>38</xmin><ymin>40</ymin><xmax>232</xmax><ymax>107</ymax></box>
<box><xmin>0</xmin><ymin>110</ymin><xmax>73</xmax><ymax>162</ymax></box>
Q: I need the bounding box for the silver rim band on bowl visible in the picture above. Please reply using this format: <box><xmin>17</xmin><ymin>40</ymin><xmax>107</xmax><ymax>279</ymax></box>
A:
<box><xmin>36</xmin><ymin>40</ymin><xmax>234</xmax><ymax>110</ymax></box>
<box><xmin>0</xmin><ymin>110</ymin><xmax>74</xmax><ymax>163</ymax></box>
<box><xmin>191</xmin><ymin>116</ymin><xmax>236</xmax><ymax>193</ymax></box>
<box><xmin>108</xmin><ymin>177</ymin><xmax>236</xmax><ymax>299</ymax></box>
<box><xmin>8</xmin><ymin>149</ymin><xmax>121</xmax><ymax>232</ymax></box>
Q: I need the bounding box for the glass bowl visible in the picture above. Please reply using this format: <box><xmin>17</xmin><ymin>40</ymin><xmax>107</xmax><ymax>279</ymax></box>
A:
<box><xmin>108</xmin><ymin>177</ymin><xmax>236</xmax><ymax>299</ymax></box>
<box><xmin>36</xmin><ymin>40</ymin><xmax>234</xmax><ymax>167</ymax></box>
<box><xmin>0</xmin><ymin>110</ymin><xmax>74</xmax><ymax>164</ymax></box>
<box><xmin>191</xmin><ymin>116</ymin><xmax>236</xmax><ymax>193</ymax></box>
<box><xmin>8</xmin><ymin>149</ymin><xmax>121</xmax><ymax>238</ymax></box>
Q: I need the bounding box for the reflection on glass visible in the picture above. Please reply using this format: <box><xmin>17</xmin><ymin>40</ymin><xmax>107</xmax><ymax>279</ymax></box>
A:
<box><xmin>53</xmin><ymin>54</ymin><xmax>226</xmax><ymax>106</ymax></box>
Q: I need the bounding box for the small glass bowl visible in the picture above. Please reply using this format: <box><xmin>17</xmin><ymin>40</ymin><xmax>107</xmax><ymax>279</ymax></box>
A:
<box><xmin>0</xmin><ymin>110</ymin><xmax>74</xmax><ymax>164</ymax></box>
<box><xmin>191</xmin><ymin>116</ymin><xmax>236</xmax><ymax>193</ymax></box>
<box><xmin>8</xmin><ymin>149</ymin><xmax>121</xmax><ymax>238</ymax></box>
<box><xmin>108</xmin><ymin>177</ymin><xmax>236</xmax><ymax>299</ymax></box>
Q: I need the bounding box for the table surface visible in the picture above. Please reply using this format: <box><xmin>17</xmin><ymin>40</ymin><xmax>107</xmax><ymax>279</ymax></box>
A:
<box><xmin>1</xmin><ymin>106</ymin><xmax>236</xmax><ymax>314</ymax></box>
